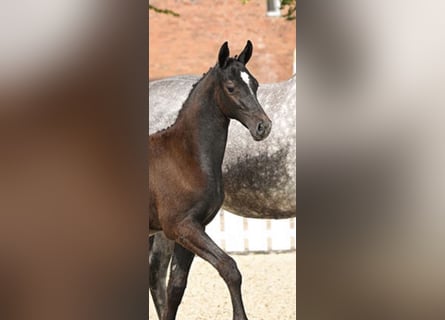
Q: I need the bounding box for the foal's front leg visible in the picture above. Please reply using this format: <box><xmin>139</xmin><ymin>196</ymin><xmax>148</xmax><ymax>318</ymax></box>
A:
<box><xmin>174</xmin><ymin>222</ymin><xmax>249</xmax><ymax>320</ymax></box>
<box><xmin>163</xmin><ymin>243</ymin><xmax>195</xmax><ymax>320</ymax></box>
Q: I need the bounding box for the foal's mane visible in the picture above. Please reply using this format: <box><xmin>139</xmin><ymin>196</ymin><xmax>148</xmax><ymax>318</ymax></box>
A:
<box><xmin>174</xmin><ymin>58</ymin><xmax>240</xmax><ymax>121</ymax></box>
<box><xmin>151</xmin><ymin>58</ymin><xmax>239</xmax><ymax>136</ymax></box>
<box><xmin>152</xmin><ymin>68</ymin><xmax>212</xmax><ymax>135</ymax></box>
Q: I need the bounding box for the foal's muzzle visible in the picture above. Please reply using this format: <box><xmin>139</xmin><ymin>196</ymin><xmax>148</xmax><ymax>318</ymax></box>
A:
<box><xmin>253</xmin><ymin>119</ymin><xmax>272</xmax><ymax>141</ymax></box>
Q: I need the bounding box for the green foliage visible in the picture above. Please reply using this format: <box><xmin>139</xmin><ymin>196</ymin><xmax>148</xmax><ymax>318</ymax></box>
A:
<box><xmin>148</xmin><ymin>0</ymin><xmax>295</xmax><ymax>21</ymax></box>
<box><xmin>244</xmin><ymin>0</ymin><xmax>296</xmax><ymax>21</ymax></box>
<box><xmin>148</xmin><ymin>4</ymin><xmax>180</xmax><ymax>17</ymax></box>
<box><xmin>280</xmin><ymin>0</ymin><xmax>296</xmax><ymax>20</ymax></box>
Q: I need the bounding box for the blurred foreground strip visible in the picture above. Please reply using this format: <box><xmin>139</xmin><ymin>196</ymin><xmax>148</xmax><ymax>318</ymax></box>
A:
<box><xmin>296</xmin><ymin>1</ymin><xmax>445</xmax><ymax>319</ymax></box>
<box><xmin>0</xmin><ymin>1</ymin><xmax>147</xmax><ymax>320</ymax></box>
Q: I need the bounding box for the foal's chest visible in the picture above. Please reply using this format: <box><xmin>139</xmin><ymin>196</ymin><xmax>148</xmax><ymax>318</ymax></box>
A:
<box><xmin>200</xmin><ymin>182</ymin><xmax>225</xmax><ymax>225</ymax></box>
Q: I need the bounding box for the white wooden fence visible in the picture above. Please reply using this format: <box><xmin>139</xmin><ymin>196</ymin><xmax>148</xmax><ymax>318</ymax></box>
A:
<box><xmin>206</xmin><ymin>210</ymin><xmax>296</xmax><ymax>253</ymax></box>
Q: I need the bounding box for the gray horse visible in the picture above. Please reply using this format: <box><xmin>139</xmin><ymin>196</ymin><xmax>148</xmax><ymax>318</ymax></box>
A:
<box><xmin>148</xmin><ymin>74</ymin><xmax>296</xmax><ymax>318</ymax></box>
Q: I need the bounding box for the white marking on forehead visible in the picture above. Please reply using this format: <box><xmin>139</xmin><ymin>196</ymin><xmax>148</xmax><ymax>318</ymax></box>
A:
<box><xmin>240</xmin><ymin>71</ymin><xmax>254</xmax><ymax>95</ymax></box>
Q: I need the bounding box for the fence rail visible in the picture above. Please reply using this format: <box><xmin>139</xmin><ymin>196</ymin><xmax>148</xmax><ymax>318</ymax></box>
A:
<box><xmin>206</xmin><ymin>210</ymin><xmax>296</xmax><ymax>253</ymax></box>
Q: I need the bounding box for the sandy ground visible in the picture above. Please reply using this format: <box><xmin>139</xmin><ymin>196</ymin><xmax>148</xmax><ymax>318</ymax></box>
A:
<box><xmin>149</xmin><ymin>252</ymin><xmax>296</xmax><ymax>320</ymax></box>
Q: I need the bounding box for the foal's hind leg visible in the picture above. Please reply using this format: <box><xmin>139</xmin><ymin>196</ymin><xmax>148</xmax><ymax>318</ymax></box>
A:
<box><xmin>163</xmin><ymin>243</ymin><xmax>195</xmax><ymax>320</ymax></box>
<box><xmin>175</xmin><ymin>222</ymin><xmax>248</xmax><ymax>320</ymax></box>
<box><xmin>149</xmin><ymin>233</ymin><xmax>174</xmax><ymax>319</ymax></box>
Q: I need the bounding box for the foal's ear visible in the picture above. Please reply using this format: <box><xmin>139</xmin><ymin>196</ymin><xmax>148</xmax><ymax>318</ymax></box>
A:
<box><xmin>218</xmin><ymin>41</ymin><xmax>230</xmax><ymax>68</ymax></box>
<box><xmin>237</xmin><ymin>40</ymin><xmax>253</xmax><ymax>65</ymax></box>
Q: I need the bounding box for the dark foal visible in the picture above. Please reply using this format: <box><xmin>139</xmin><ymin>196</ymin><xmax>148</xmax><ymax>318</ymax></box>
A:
<box><xmin>148</xmin><ymin>41</ymin><xmax>271</xmax><ymax>320</ymax></box>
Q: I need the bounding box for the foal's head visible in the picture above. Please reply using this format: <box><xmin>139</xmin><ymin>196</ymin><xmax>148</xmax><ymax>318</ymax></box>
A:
<box><xmin>215</xmin><ymin>41</ymin><xmax>272</xmax><ymax>141</ymax></box>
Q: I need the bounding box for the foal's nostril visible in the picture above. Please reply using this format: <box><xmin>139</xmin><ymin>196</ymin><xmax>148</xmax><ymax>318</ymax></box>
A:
<box><xmin>257</xmin><ymin>122</ymin><xmax>265</xmax><ymax>134</ymax></box>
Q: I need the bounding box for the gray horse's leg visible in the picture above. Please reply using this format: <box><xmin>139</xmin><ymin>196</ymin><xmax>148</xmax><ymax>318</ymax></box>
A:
<box><xmin>149</xmin><ymin>233</ymin><xmax>174</xmax><ymax>319</ymax></box>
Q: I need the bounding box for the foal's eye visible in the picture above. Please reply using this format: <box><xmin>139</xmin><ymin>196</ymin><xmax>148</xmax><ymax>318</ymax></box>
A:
<box><xmin>226</xmin><ymin>81</ymin><xmax>235</xmax><ymax>93</ymax></box>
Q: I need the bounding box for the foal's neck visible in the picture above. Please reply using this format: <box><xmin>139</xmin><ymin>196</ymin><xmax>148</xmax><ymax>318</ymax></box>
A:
<box><xmin>174</xmin><ymin>71</ymin><xmax>230</xmax><ymax>177</ymax></box>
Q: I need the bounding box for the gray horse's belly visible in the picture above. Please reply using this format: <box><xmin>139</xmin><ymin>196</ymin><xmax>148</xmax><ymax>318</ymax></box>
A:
<box><xmin>222</xmin><ymin>150</ymin><xmax>295</xmax><ymax>219</ymax></box>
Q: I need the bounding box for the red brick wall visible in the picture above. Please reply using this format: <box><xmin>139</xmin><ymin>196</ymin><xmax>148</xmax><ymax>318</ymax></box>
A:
<box><xmin>148</xmin><ymin>0</ymin><xmax>296</xmax><ymax>83</ymax></box>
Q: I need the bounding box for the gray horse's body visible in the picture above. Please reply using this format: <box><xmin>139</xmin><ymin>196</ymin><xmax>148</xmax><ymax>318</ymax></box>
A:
<box><xmin>149</xmin><ymin>74</ymin><xmax>296</xmax><ymax>219</ymax></box>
